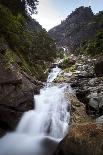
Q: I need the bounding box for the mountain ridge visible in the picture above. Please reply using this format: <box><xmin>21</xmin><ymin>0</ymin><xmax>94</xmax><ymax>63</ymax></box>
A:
<box><xmin>49</xmin><ymin>6</ymin><xmax>103</xmax><ymax>53</ymax></box>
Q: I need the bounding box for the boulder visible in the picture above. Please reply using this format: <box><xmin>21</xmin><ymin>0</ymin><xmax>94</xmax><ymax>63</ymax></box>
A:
<box><xmin>96</xmin><ymin>115</ymin><xmax>103</xmax><ymax>123</ymax></box>
<box><xmin>0</xmin><ymin>63</ymin><xmax>42</xmax><ymax>136</ymax></box>
<box><xmin>88</xmin><ymin>93</ymin><xmax>103</xmax><ymax>110</ymax></box>
<box><xmin>54</xmin><ymin>123</ymin><xmax>103</xmax><ymax>155</ymax></box>
<box><xmin>94</xmin><ymin>61</ymin><xmax>103</xmax><ymax>77</ymax></box>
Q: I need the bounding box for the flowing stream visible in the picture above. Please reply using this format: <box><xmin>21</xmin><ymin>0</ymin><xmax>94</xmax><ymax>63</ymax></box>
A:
<box><xmin>0</xmin><ymin>66</ymin><xmax>71</xmax><ymax>155</ymax></box>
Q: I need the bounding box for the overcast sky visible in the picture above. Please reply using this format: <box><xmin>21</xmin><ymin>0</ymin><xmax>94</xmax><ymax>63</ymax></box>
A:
<box><xmin>32</xmin><ymin>0</ymin><xmax>103</xmax><ymax>31</ymax></box>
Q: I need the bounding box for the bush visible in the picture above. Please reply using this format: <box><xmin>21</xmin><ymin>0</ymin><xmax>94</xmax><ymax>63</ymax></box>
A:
<box><xmin>75</xmin><ymin>31</ymin><xmax>103</xmax><ymax>56</ymax></box>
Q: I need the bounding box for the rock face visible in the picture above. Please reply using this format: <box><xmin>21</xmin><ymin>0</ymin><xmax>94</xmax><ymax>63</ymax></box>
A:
<box><xmin>54</xmin><ymin>123</ymin><xmax>103</xmax><ymax>155</ymax></box>
<box><xmin>71</xmin><ymin>67</ymin><xmax>103</xmax><ymax>116</ymax></box>
<box><xmin>49</xmin><ymin>6</ymin><xmax>103</xmax><ymax>52</ymax></box>
<box><xmin>0</xmin><ymin>62</ymin><xmax>42</xmax><ymax>136</ymax></box>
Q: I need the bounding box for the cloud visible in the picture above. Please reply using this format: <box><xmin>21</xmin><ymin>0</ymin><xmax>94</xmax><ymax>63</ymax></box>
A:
<box><xmin>32</xmin><ymin>0</ymin><xmax>62</xmax><ymax>30</ymax></box>
<box><xmin>32</xmin><ymin>0</ymin><xmax>103</xmax><ymax>30</ymax></box>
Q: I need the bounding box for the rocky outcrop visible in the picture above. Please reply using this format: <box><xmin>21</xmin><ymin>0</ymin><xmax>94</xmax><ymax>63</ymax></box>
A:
<box><xmin>70</xmin><ymin>62</ymin><xmax>103</xmax><ymax>117</ymax></box>
<box><xmin>54</xmin><ymin>81</ymin><xmax>103</xmax><ymax>155</ymax></box>
<box><xmin>49</xmin><ymin>6</ymin><xmax>103</xmax><ymax>52</ymax></box>
<box><xmin>54</xmin><ymin>54</ymin><xmax>103</xmax><ymax>155</ymax></box>
<box><xmin>0</xmin><ymin>62</ymin><xmax>42</xmax><ymax>136</ymax></box>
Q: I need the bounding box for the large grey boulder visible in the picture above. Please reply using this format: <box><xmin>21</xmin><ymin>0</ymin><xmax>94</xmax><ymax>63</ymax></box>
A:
<box><xmin>0</xmin><ymin>63</ymin><xmax>42</xmax><ymax>136</ymax></box>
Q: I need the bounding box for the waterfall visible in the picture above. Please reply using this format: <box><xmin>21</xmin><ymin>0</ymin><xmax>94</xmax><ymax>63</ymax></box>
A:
<box><xmin>0</xmin><ymin>66</ymin><xmax>71</xmax><ymax>155</ymax></box>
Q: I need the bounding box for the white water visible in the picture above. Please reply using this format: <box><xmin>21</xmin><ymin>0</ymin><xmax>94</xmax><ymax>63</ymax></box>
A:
<box><xmin>47</xmin><ymin>66</ymin><xmax>62</xmax><ymax>83</ymax></box>
<box><xmin>0</xmin><ymin>66</ymin><xmax>71</xmax><ymax>155</ymax></box>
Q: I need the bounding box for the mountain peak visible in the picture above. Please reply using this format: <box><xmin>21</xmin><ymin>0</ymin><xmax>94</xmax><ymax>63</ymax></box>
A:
<box><xmin>49</xmin><ymin>6</ymin><xmax>102</xmax><ymax>52</ymax></box>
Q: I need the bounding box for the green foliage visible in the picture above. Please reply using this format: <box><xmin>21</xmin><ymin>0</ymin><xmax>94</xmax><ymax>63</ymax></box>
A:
<box><xmin>95</xmin><ymin>11</ymin><xmax>103</xmax><ymax>23</ymax></box>
<box><xmin>24</xmin><ymin>0</ymin><xmax>39</xmax><ymax>14</ymax></box>
<box><xmin>0</xmin><ymin>4</ymin><xmax>25</xmax><ymax>49</ymax></box>
<box><xmin>29</xmin><ymin>29</ymin><xmax>57</xmax><ymax>62</ymax></box>
<box><xmin>75</xmin><ymin>31</ymin><xmax>103</xmax><ymax>56</ymax></box>
<box><xmin>5</xmin><ymin>50</ymin><xmax>16</xmax><ymax>63</ymax></box>
<box><xmin>0</xmin><ymin>3</ymin><xmax>57</xmax><ymax>80</ymax></box>
<box><xmin>59</xmin><ymin>57</ymin><xmax>71</xmax><ymax>69</ymax></box>
<box><xmin>57</xmin><ymin>48</ymin><xmax>65</xmax><ymax>59</ymax></box>
<box><xmin>0</xmin><ymin>0</ymin><xmax>38</xmax><ymax>15</ymax></box>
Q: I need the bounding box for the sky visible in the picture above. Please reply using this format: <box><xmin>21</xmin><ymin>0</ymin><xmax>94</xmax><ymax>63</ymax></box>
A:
<box><xmin>32</xmin><ymin>0</ymin><xmax>103</xmax><ymax>31</ymax></box>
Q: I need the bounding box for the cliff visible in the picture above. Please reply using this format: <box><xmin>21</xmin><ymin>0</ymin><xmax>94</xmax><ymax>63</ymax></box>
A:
<box><xmin>49</xmin><ymin>6</ymin><xmax>103</xmax><ymax>53</ymax></box>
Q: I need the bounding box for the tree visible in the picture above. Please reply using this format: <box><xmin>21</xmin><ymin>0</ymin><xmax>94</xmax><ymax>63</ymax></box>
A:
<box><xmin>23</xmin><ymin>0</ymin><xmax>39</xmax><ymax>14</ymax></box>
<box><xmin>0</xmin><ymin>0</ymin><xmax>39</xmax><ymax>15</ymax></box>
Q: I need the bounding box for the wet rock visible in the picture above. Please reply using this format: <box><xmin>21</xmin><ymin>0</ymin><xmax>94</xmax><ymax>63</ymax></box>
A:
<box><xmin>0</xmin><ymin>64</ymin><xmax>42</xmax><ymax>136</ymax></box>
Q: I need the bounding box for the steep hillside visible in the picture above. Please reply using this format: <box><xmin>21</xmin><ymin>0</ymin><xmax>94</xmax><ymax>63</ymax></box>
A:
<box><xmin>0</xmin><ymin>2</ymin><xmax>57</xmax><ymax>136</ymax></box>
<box><xmin>49</xmin><ymin>6</ymin><xmax>103</xmax><ymax>53</ymax></box>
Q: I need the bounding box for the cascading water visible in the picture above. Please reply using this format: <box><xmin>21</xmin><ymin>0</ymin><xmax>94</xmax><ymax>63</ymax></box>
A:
<box><xmin>0</xmin><ymin>66</ymin><xmax>71</xmax><ymax>155</ymax></box>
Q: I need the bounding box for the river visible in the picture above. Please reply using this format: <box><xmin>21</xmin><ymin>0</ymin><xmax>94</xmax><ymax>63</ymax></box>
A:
<box><xmin>0</xmin><ymin>66</ymin><xmax>71</xmax><ymax>155</ymax></box>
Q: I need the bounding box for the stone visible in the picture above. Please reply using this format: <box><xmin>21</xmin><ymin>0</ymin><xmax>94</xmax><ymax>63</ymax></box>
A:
<box><xmin>95</xmin><ymin>61</ymin><xmax>103</xmax><ymax>77</ymax></box>
<box><xmin>54</xmin><ymin>123</ymin><xmax>103</xmax><ymax>155</ymax></box>
<box><xmin>0</xmin><ymin>63</ymin><xmax>42</xmax><ymax>136</ymax></box>
<box><xmin>96</xmin><ymin>115</ymin><xmax>103</xmax><ymax>124</ymax></box>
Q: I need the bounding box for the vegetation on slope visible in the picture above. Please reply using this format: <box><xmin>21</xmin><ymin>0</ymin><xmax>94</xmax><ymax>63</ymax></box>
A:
<box><xmin>75</xmin><ymin>31</ymin><xmax>103</xmax><ymax>56</ymax></box>
<box><xmin>49</xmin><ymin>7</ymin><xmax>103</xmax><ymax>56</ymax></box>
<box><xmin>0</xmin><ymin>1</ymin><xmax>57</xmax><ymax>81</ymax></box>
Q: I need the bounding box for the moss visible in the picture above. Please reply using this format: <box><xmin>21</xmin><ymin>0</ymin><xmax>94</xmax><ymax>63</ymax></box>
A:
<box><xmin>5</xmin><ymin>50</ymin><xmax>16</xmax><ymax>63</ymax></box>
<box><xmin>64</xmin><ymin>65</ymin><xmax>76</xmax><ymax>73</ymax></box>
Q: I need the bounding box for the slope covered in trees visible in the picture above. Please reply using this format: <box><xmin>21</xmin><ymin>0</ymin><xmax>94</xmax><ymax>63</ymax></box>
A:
<box><xmin>0</xmin><ymin>0</ymin><xmax>57</xmax><ymax>135</ymax></box>
<box><xmin>0</xmin><ymin>1</ymin><xmax>57</xmax><ymax>80</ymax></box>
<box><xmin>49</xmin><ymin>6</ymin><xmax>103</xmax><ymax>56</ymax></box>
<box><xmin>0</xmin><ymin>0</ymin><xmax>38</xmax><ymax>15</ymax></box>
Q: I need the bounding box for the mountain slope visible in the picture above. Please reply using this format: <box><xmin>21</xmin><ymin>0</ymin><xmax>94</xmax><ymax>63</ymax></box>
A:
<box><xmin>0</xmin><ymin>2</ymin><xmax>56</xmax><ymax>136</ymax></box>
<box><xmin>49</xmin><ymin>6</ymin><xmax>103</xmax><ymax>53</ymax></box>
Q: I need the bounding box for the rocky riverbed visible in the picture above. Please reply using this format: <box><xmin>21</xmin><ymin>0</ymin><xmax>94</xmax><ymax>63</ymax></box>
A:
<box><xmin>54</xmin><ymin>54</ymin><xmax>103</xmax><ymax>155</ymax></box>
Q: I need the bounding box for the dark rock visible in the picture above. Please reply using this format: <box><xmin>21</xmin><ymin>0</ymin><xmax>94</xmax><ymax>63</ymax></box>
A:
<box><xmin>94</xmin><ymin>61</ymin><xmax>103</xmax><ymax>77</ymax></box>
<box><xmin>70</xmin><ymin>82</ymin><xmax>79</xmax><ymax>88</ymax></box>
<box><xmin>76</xmin><ymin>90</ymin><xmax>89</xmax><ymax>104</ymax></box>
<box><xmin>70</xmin><ymin>57</ymin><xmax>103</xmax><ymax>117</ymax></box>
<box><xmin>0</xmin><ymin>64</ymin><xmax>42</xmax><ymax>136</ymax></box>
